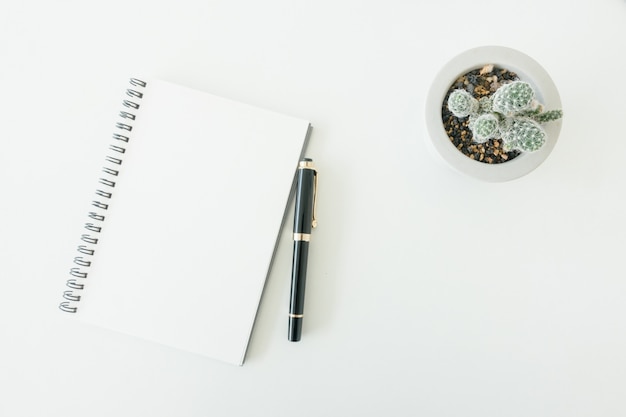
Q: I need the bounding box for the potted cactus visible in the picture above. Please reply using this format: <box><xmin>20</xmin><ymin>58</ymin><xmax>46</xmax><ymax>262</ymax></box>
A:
<box><xmin>425</xmin><ymin>46</ymin><xmax>563</xmax><ymax>182</ymax></box>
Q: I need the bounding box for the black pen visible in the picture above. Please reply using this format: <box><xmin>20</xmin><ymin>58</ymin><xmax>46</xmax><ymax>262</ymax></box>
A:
<box><xmin>288</xmin><ymin>158</ymin><xmax>318</xmax><ymax>342</ymax></box>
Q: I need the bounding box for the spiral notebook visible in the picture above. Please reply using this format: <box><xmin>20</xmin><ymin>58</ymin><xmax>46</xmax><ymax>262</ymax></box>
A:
<box><xmin>59</xmin><ymin>78</ymin><xmax>312</xmax><ymax>365</ymax></box>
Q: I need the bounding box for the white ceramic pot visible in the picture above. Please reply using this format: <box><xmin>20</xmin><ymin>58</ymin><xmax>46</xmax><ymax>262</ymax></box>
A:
<box><xmin>425</xmin><ymin>46</ymin><xmax>563</xmax><ymax>182</ymax></box>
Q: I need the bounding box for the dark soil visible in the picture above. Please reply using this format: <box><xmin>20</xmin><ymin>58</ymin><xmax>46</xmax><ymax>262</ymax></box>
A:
<box><xmin>441</xmin><ymin>65</ymin><xmax>521</xmax><ymax>164</ymax></box>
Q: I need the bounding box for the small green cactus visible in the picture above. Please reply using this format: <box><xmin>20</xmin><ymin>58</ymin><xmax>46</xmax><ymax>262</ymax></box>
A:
<box><xmin>501</xmin><ymin>118</ymin><xmax>546</xmax><ymax>152</ymax></box>
<box><xmin>532</xmin><ymin>109</ymin><xmax>563</xmax><ymax>123</ymax></box>
<box><xmin>478</xmin><ymin>96</ymin><xmax>493</xmax><ymax>114</ymax></box>
<box><xmin>471</xmin><ymin>114</ymin><xmax>499</xmax><ymax>143</ymax></box>
<box><xmin>446</xmin><ymin>77</ymin><xmax>562</xmax><ymax>153</ymax></box>
<box><xmin>492</xmin><ymin>81</ymin><xmax>535</xmax><ymax>114</ymax></box>
<box><xmin>448</xmin><ymin>89</ymin><xmax>479</xmax><ymax>118</ymax></box>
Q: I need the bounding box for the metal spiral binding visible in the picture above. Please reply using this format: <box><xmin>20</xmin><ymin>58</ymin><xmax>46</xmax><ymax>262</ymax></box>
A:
<box><xmin>59</xmin><ymin>78</ymin><xmax>147</xmax><ymax>313</ymax></box>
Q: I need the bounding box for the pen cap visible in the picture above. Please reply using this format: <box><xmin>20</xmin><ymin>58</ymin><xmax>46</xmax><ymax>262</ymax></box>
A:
<box><xmin>293</xmin><ymin>160</ymin><xmax>316</xmax><ymax>234</ymax></box>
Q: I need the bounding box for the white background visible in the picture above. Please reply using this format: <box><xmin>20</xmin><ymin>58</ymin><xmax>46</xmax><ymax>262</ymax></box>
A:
<box><xmin>2</xmin><ymin>1</ymin><xmax>626</xmax><ymax>416</ymax></box>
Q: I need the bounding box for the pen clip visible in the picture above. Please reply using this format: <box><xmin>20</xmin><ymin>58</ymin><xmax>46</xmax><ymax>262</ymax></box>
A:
<box><xmin>312</xmin><ymin>169</ymin><xmax>318</xmax><ymax>228</ymax></box>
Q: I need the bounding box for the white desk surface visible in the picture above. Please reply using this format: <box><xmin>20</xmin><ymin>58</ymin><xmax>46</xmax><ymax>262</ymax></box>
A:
<box><xmin>2</xmin><ymin>1</ymin><xmax>625</xmax><ymax>416</ymax></box>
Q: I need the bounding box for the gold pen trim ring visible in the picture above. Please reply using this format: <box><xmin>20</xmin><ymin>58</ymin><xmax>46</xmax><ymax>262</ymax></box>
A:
<box><xmin>293</xmin><ymin>233</ymin><xmax>311</xmax><ymax>242</ymax></box>
<box><xmin>298</xmin><ymin>160</ymin><xmax>315</xmax><ymax>170</ymax></box>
